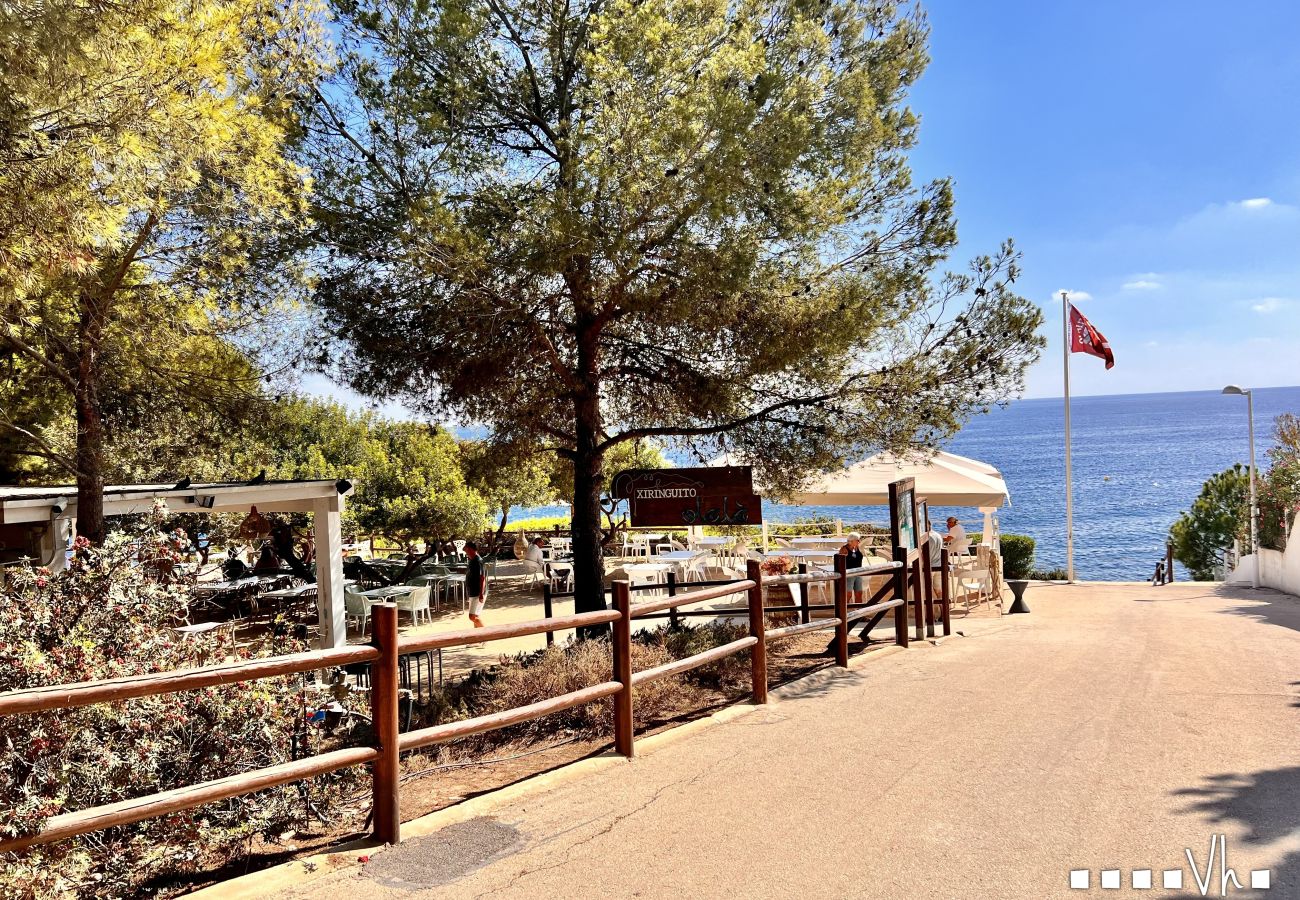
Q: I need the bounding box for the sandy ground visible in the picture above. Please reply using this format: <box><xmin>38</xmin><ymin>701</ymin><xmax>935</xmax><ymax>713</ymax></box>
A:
<box><xmin>273</xmin><ymin>581</ymin><xmax>1300</xmax><ymax>899</ymax></box>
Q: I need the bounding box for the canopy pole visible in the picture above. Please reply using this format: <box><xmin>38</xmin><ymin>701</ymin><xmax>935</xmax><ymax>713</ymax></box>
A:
<box><xmin>761</xmin><ymin>520</ymin><xmax>769</xmax><ymax>553</ymax></box>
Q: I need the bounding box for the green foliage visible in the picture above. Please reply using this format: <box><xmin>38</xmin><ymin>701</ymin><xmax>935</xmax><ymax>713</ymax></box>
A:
<box><xmin>462</xmin><ymin>441</ymin><xmax>557</xmax><ymax>534</ymax></box>
<box><xmin>308</xmin><ymin>0</ymin><xmax>1045</xmax><ymax>609</ymax></box>
<box><xmin>1169</xmin><ymin>464</ymin><xmax>1249</xmax><ymax>580</ymax></box>
<box><xmin>1029</xmin><ymin>567</ymin><xmax>1069</xmax><ymax>581</ymax></box>
<box><xmin>1259</xmin><ymin>413</ymin><xmax>1300</xmax><ymax>551</ymax></box>
<box><xmin>237</xmin><ymin>396</ymin><xmax>490</xmax><ymax>542</ymax></box>
<box><xmin>0</xmin><ymin>0</ymin><xmax>328</xmax><ymax>538</ymax></box>
<box><xmin>0</xmin><ymin>537</ymin><xmax>354</xmax><ymax>898</ymax></box>
<box><xmin>999</xmin><ymin>533</ymin><xmax>1035</xmax><ymax>580</ymax></box>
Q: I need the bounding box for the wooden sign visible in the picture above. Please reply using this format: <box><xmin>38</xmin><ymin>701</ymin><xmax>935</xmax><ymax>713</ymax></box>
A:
<box><xmin>889</xmin><ymin>477</ymin><xmax>919</xmax><ymax>551</ymax></box>
<box><xmin>610</xmin><ymin>467</ymin><xmax>763</xmax><ymax>527</ymax></box>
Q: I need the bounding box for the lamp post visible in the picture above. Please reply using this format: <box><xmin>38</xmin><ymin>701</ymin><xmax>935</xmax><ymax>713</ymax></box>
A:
<box><xmin>1222</xmin><ymin>385</ymin><xmax>1258</xmax><ymax>588</ymax></box>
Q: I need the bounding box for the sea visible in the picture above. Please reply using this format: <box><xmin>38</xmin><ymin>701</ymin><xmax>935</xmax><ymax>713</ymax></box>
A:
<box><xmin>514</xmin><ymin>386</ymin><xmax>1300</xmax><ymax>581</ymax></box>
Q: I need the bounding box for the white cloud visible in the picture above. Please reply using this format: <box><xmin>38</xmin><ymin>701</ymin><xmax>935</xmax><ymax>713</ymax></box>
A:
<box><xmin>1056</xmin><ymin>289</ymin><xmax>1092</xmax><ymax>302</ymax></box>
<box><xmin>1238</xmin><ymin>197</ymin><xmax>1273</xmax><ymax>210</ymax></box>
<box><xmin>1250</xmin><ymin>297</ymin><xmax>1291</xmax><ymax>314</ymax></box>
<box><xmin>1122</xmin><ymin>279</ymin><xmax>1161</xmax><ymax>290</ymax></box>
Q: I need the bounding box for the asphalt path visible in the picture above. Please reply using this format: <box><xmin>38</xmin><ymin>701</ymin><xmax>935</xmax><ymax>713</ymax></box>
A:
<box><xmin>283</xmin><ymin>582</ymin><xmax>1300</xmax><ymax>899</ymax></box>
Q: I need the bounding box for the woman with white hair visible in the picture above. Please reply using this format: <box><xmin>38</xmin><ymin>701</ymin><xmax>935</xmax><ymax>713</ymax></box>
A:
<box><xmin>838</xmin><ymin>531</ymin><xmax>865</xmax><ymax>604</ymax></box>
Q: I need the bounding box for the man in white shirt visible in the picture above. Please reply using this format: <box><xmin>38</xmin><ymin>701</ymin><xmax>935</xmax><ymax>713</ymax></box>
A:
<box><xmin>524</xmin><ymin>537</ymin><xmax>546</xmax><ymax>566</ymax></box>
<box><xmin>945</xmin><ymin>517</ymin><xmax>970</xmax><ymax>556</ymax></box>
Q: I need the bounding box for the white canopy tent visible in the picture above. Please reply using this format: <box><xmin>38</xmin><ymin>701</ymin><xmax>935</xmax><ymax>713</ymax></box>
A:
<box><xmin>707</xmin><ymin>450</ymin><xmax>1010</xmax><ymax>548</ymax></box>
<box><xmin>0</xmin><ymin>480</ymin><xmax>353</xmax><ymax>648</ymax></box>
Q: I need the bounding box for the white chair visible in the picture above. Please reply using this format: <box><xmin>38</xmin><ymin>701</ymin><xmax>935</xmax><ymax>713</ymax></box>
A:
<box><xmin>344</xmin><ymin>588</ymin><xmax>371</xmax><ymax>634</ymax></box>
<box><xmin>952</xmin><ymin>557</ymin><xmax>992</xmax><ymax>609</ymax></box>
<box><xmin>397</xmin><ymin>586</ymin><xmax>432</xmax><ymax>626</ymax></box>
<box><xmin>443</xmin><ymin>574</ymin><xmax>467</xmax><ymax>611</ymax></box>
<box><xmin>520</xmin><ymin>558</ymin><xmax>545</xmax><ymax>589</ymax></box>
<box><xmin>547</xmin><ymin>562</ymin><xmax>573</xmax><ymax>592</ymax></box>
<box><xmin>626</xmin><ymin>567</ymin><xmax>665</xmax><ymax>599</ymax></box>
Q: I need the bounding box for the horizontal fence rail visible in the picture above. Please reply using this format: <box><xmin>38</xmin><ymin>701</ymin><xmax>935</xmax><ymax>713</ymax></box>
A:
<box><xmin>399</xmin><ymin>681</ymin><xmax>623</xmax><ymax>752</ymax></box>
<box><xmin>0</xmin><ymin>546</ymin><xmax>954</xmax><ymax>854</ymax></box>
<box><xmin>631</xmin><ymin>637</ymin><xmax>758</xmax><ymax>687</ymax></box>
<box><xmin>0</xmin><ymin>645</ymin><xmax>380</xmax><ymax>717</ymax></box>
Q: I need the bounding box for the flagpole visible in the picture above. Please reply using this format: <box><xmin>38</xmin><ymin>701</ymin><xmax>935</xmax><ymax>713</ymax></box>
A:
<box><xmin>1062</xmin><ymin>290</ymin><xmax>1075</xmax><ymax>583</ymax></box>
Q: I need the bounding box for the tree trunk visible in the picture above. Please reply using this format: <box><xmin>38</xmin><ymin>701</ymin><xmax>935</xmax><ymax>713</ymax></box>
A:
<box><xmin>571</xmin><ymin>389</ymin><xmax>608</xmax><ymax>635</ymax></box>
<box><xmin>494</xmin><ymin>507</ymin><xmax>509</xmax><ymax>547</ymax></box>
<box><xmin>74</xmin><ymin>294</ymin><xmax>106</xmax><ymax>544</ymax></box>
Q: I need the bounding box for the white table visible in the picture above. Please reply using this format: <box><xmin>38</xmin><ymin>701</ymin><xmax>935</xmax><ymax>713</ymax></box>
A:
<box><xmin>360</xmin><ymin>585</ymin><xmax>415</xmax><ymax>601</ymax></box>
<box><xmin>261</xmin><ymin>584</ymin><xmax>317</xmax><ymax>600</ymax></box>
<box><xmin>765</xmin><ymin>548</ymin><xmax>839</xmax><ymax>560</ymax></box>
<box><xmin>191</xmin><ymin>578</ymin><xmax>258</xmax><ymax>594</ymax></box>
<box><xmin>690</xmin><ymin>536</ymin><xmax>730</xmax><ymax>548</ymax></box>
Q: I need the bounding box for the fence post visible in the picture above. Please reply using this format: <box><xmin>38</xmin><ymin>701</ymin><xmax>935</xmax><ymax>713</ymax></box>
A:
<box><xmin>911</xmin><ymin>556</ymin><xmax>925</xmax><ymax>641</ymax></box>
<box><xmin>746</xmin><ymin>559</ymin><xmax>768</xmax><ymax>704</ymax></box>
<box><xmin>798</xmin><ymin>562</ymin><xmax>810</xmax><ymax>624</ymax></box>
<box><xmin>893</xmin><ymin>546</ymin><xmax>909</xmax><ymax>648</ymax></box>
<box><xmin>940</xmin><ymin>548</ymin><xmax>952</xmax><ymax>636</ymax></box>
<box><xmin>921</xmin><ymin>543</ymin><xmax>936</xmax><ymax>638</ymax></box>
<box><xmin>612</xmin><ymin>580</ymin><xmax>635</xmax><ymax>757</ymax></box>
<box><xmin>370</xmin><ymin>603</ymin><xmax>401</xmax><ymax>845</ymax></box>
<box><xmin>667</xmin><ymin>572</ymin><xmax>679</xmax><ymax>629</ymax></box>
<box><xmin>543</xmin><ymin>584</ymin><xmax>554</xmax><ymax>647</ymax></box>
<box><xmin>833</xmin><ymin>553</ymin><xmax>849</xmax><ymax>667</ymax></box>
<box><xmin>1165</xmin><ymin>543</ymin><xmax>1174</xmax><ymax>584</ymax></box>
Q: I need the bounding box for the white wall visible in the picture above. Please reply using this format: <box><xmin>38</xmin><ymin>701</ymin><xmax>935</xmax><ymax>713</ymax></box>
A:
<box><xmin>1227</xmin><ymin>511</ymin><xmax>1300</xmax><ymax>596</ymax></box>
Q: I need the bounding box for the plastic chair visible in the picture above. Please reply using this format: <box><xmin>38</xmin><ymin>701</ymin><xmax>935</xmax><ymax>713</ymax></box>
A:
<box><xmin>520</xmin><ymin>558</ymin><xmax>545</xmax><ymax>588</ymax></box>
<box><xmin>344</xmin><ymin>587</ymin><xmax>371</xmax><ymax>634</ymax></box>
<box><xmin>397</xmin><ymin>586</ymin><xmax>432</xmax><ymax>626</ymax></box>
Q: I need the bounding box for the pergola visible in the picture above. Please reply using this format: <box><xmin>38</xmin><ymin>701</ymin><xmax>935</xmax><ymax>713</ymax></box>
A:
<box><xmin>706</xmin><ymin>450</ymin><xmax>1010</xmax><ymax>547</ymax></box>
<box><xmin>0</xmin><ymin>479</ymin><xmax>353</xmax><ymax>648</ymax></box>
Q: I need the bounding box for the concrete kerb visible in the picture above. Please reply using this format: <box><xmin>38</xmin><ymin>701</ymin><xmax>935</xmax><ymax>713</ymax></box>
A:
<box><xmin>187</xmin><ymin>629</ymin><xmax>988</xmax><ymax>899</ymax></box>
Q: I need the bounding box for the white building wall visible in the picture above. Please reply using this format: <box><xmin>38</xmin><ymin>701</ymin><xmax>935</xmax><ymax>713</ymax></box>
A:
<box><xmin>1227</xmin><ymin>511</ymin><xmax>1300</xmax><ymax>596</ymax></box>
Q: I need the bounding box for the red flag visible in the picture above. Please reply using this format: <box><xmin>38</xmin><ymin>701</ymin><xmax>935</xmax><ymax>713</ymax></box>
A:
<box><xmin>1068</xmin><ymin>304</ymin><xmax>1114</xmax><ymax>369</ymax></box>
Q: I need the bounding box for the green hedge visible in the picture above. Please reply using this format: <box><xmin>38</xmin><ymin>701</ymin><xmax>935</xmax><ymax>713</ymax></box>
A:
<box><xmin>1000</xmin><ymin>533</ymin><xmax>1036</xmax><ymax>580</ymax></box>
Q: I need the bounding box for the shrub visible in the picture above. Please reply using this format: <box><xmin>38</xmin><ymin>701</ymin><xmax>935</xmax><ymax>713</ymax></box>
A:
<box><xmin>635</xmin><ymin>621</ymin><xmax>754</xmax><ymax>691</ymax></box>
<box><xmin>1169</xmin><ymin>465</ymin><xmax>1249</xmax><ymax>579</ymax></box>
<box><xmin>1029</xmin><ymin>568</ymin><xmax>1069</xmax><ymax>581</ymax></box>
<box><xmin>1000</xmin><ymin>534</ymin><xmax>1036</xmax><ymax>580</ymax></box>
<box><xmin>470</xmin><ymin>640</ymin><xmax>689</xmax><ymax>737</ymax></box>
<box><xmin>0</xmin><ymin>536</ymin><xmax>354</xmax><ymax>898</ymax></box>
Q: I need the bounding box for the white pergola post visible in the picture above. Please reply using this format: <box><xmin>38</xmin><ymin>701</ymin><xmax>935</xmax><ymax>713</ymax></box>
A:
<box><xmin>313</xmin><ymin>492</ymin><xmax>348</xmax><ymax>649</ymax></box>
<box><xmin>979</xmin><ymin>506</ymin><xmax>996</xmax><ymax>550</ymax></box>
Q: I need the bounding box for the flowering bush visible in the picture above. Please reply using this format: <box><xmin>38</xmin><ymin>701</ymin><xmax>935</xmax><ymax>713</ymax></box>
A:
<box><xmin>0</xmin><ymin>536</ymin><xmax>354</xmax><ymax>898</ymax></box>
<box><xmin>759</xmin><ymin>556</ymin><xmax>796</xmax><ymax>576</ymax></box>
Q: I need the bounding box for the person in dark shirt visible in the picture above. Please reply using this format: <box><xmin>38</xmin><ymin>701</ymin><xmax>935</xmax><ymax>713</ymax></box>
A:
<box><xmin>465</xmin><ymin>541</ymin><xmax>487</xmax><ymax>627</ymax></box>
<box><xmin>838</xmin><ymin>531</ymin><xmax>865</xmax><ymax>604</ymax></box>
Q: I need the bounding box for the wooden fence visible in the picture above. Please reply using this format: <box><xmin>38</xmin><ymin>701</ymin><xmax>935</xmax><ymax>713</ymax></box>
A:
<box><xmin>0</xmin><ymin>548</ymin><xmax>951</xmax><ymax>853</ymax></box>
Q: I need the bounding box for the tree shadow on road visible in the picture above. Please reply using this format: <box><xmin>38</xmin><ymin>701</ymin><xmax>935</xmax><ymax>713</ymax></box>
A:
<box><xmin>1171</xmin><ymin>766</ymin><xmax>1300</xmax><ymax>896</ymax></box>
<box><xmin>1210</xmin><ymin>584</ymin><xmax>1300</xmax><ymax>637</ymax></box>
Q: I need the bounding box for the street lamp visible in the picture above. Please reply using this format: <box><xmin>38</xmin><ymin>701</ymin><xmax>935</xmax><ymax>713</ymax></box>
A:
<box><xmin>1222</xmin><ymin>385</ymin><xmax>1258</xmax><ymax>588</ymax></box>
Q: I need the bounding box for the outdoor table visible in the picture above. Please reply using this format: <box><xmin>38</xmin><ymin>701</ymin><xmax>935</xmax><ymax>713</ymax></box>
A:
<box><xmin>172</xmin><ymin>621</ymin><xmax>230</xmax><ymax>635</ymax></box>
<box><xmin>765</xmin><ymin>548</ymin><xmax>839</xmax><ymax>560</ymax></box>
<box><xmin>360</xmin><ymin>585</ymin><xmax>415</xmax><ymax>601</ymax></box>
<box><xmin>191</xmin><ymin>578</ymin><xmax>258</xmax><ymax>594</ymax></box>
<box><xmin>691</xmin><ymin>536</ymin><xmax>730</xmax><ymax>547</ymax></box>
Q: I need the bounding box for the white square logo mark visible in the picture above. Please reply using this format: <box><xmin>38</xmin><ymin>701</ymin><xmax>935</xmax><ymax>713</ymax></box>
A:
<box><xmin>1132</xmin><ymin>869</ymin><xmax>1152</xmax><ymax>889</ymax></box>
<box><xmin>1163</xmin><ymin>869</ymin><xmax>1183</xmax><ymax>889</ymax></box>
<box><xmin>1069</xmin><ymin>869</ymin><xmax>1090</xmax><ymax>889</ymax></box>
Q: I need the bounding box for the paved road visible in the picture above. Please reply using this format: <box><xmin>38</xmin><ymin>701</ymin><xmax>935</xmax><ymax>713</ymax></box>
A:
<box><xmin>284</xmin><ymin>583</ymin><xmax>1300</xmax><ymax>899</ymax></box>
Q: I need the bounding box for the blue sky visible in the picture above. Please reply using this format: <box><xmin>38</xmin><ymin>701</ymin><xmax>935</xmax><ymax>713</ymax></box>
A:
<box><xmin>305</xmin><ymin>0</ymin><xmax>1300</xmax><ymax>413</ymax></box>
<box><xmin>909</xmin><ymin>0</ymin><xmax>1300</xmax><ymax>398</ymax></box>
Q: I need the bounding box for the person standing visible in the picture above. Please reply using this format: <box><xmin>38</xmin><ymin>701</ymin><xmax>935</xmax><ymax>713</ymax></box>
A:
<box><xmin>838</xmin><ymin>531</ymin><xmax>865</xmax><ymax>604</ymax></box>
<box><xmin>466</xmin><ymin>541</ymin><xmax>488</xmax><ymax>627</ymax></box>
<box><xmin>196</xmin><ymin>527</ymin><xmax>210</xmax><ymax>566</ymax></box>
<box><xmin>944</xmin><ymin>517</ymin><xmax>970</xmax><ymax>556</ymax></box>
